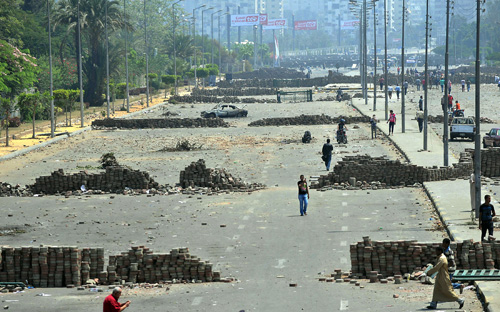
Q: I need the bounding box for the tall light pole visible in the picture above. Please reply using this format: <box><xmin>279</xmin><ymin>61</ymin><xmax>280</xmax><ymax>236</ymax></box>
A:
<box><xmin>124</xmin><ymin>0</ymin><xmax>130</xmax><ymax>113</ymax></box>
<box><xmin>211</xmin><ymin>9</ymin><xmax>222</xmax><ymax>65</ymax></box>
<box><xmin>201</xmin><ymin>7</ymin><xmax>214</xmax><ymax>66</ymax></box>
<box><xmin>193</xmin><ymin>4</ymin><xmax>206</xmax><ymax>88</ymax></box>
<box><xmin>47</xmin><ymin>0</ymin><xmax>54</xmax><ymax>137</ymax></box>
<box><xmin>363</xmin><ymin>0</ymin><xmax>368</xmax><ymax>106</ymax></box>
<box><xmin>105</xmin><ymin>0</ymin><xmax>110</xmax><ymax>118</ymax></box>
<box><xmin>401</xmin><ymin>0</ymin><xmax>406</xmax><ymax>132</ymax></box>
<box><xmin>144</xmin><ymin>0</ymin><xmax>149</xmax><ymax>107</ymax></box>
<box><xmin>384</xmin><ymin>0</ymin><xmax>388</xmax><ymax>120</ymax></box>
<box><xmin>218</xmin><ymin>12</ymin><xmax>229</xmax><ymax>81</ymax></box>
<box><xmin>172</xmin><ymin>0</ymin><xmax>183</xmax><ymax>96</ymax></box>
<box><xmin>473</xmin><ymin>0</ymin><xmax>483</xmax><ymax>217</ymax></box>
<box><xmin>77</xmin><ymin>0</ymin><xmax>84</xmax><ymax>128</ymax></box>
<box><xmin>373</xmin><ymin>0</ymin><xmax>377</xmax><ymax>111</ymax></box>
<box><xmin>253</xmin><ymin>25</ymin><xmax>258</xmax><ymax>68</ymax></box>
<box><xmin>443</xmin><ymin>0</ymin><xmax>450</xmax><ymax>166</ymax></box>
<box><xmin>423</xmin><ymin>0</ymin><xmax>429</xmax><ymax>150</ymax></box>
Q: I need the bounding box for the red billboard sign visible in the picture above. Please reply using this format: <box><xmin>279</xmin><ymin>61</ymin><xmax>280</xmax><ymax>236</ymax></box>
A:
<box><xmin>263</xmin><ymin>19</ymin><xmax>287</xmax><ymax>30</ymax></box>
<box><xmin>294</xmin><ymin>20</ymin><xmax>317</xmax><ymax>30</ymax></box>
<box><xmin>231</xmin><ymin>14</ymin><xmax>260</xmax><ymax>27</ymax></box>
<box><xmin>259</xmin><ymin>14</ymin><xmax>268</xmax><ymax>25</ymax></box>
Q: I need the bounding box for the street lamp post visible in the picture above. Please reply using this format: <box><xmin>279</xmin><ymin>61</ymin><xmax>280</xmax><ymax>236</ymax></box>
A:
<box><xmin>211</xmin><ymin>10</ymin><xmax>222</xmax><ymax>65</ymax></box>
<box><xmin>373</xmin><ymin>0</ymin><xmax>377</xmax><ymax>111</ymax></box>
<box><xmin>144</xmin><ymin>0</ymin><xmax>149</xmax><ymax>107</ymax></box>
<box><xmin>384</xmin><ymin>0</ymin><xmax>388</xmax><ymax>120</ymax></box>
<box><xmin>124</xmin><ymin>0</ymin><xmax>130</xmax><ymax>112</ymax></box>
<box><xmin>47</xmin><ymin>0</ymin><xmax>54</xmax><ymax>137</ymax></box>
<box><xmin>201</xmin><ymin>7</ymin><xmax>214</xmax><ymax>66</ymax></box>
<box><xmin>473</xmin><ymin>0</ymin><xmax>483</xmax><ymax>217</ymax></box>
<box><xmin>218</xmin><ymin>12</ymin><xmax>229</xmax><ymax>81</ymax></box>
<box><xmin>193</xmin><ymin>4</ymin><xmax>206</xmax><ymax>88</ymax></box>
<box><xmin>443</xmin><ymin>0</ymin><xmax>450</xmax><ymax>166</ymax></box>
<box><xmin>77</xmin><ymin>0</ymin><xmax>84</xmax><ymax>128</ymax></box>
<box><xmin>401</xmin><ymin>0</ymin><xmax>406</xmax><ymax>132</ymax></box>
<box><xmin>172</xmin><ymin>0</ymin><xmax>183</xmax><ymax>96</ymax></box>
<box><xmin>105</xmin><ymin>0</ymin><xmax>110</xmax><ymax>118</ymax></box>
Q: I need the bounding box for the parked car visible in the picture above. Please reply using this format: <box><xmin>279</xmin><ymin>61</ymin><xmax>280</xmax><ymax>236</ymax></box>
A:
<box><xmin>201</xmin><ymin>104</ymin><xmax>248</xmax><ymax>118</ymax></box>
<box><xmin>450</xmin><ymin>116</ymin><xmax>475</xmax><ymax>141</ymax></box>
<box><xmin>483</xmin><ymin>128</ymin><xmax>500</xmax><ymax>148</ymax></box>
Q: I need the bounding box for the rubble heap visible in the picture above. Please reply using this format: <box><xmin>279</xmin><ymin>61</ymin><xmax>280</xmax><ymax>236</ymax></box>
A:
<box><xmin>231</xmin><ymin>67</ymin><xmax>306</xmax><ymax>80</ymax></box>
<box><xmin>248</xmin><ymin>114</ymin><xmax>369</xmax><ymax>127</ymax></box>
<box><xmin>0</xmin><ymin>246</ymin><xmax>221</xmax><ymax>287</ymax></box>
<box><xmin>31</xmin><ymin>167</ymin><xmax>159</xmax><ymax>195</ymax></box>
<box><xmin>92</xmin><ymin>118</ymin><xmax>229</xmax><ymax>129</ymax></box>
<box><xmin>179</xmin><ymin>159</ymin><xmax>265</xmax><ymax>192</ymax></box>
<box><xmin>350</xmin><ymin>237</ymin><xmax>500</xmax><ymax>278</ymax></box>
<box><xmin>168</xmin><ymin>95</ymin><xmax>276</xmax><ymax>104</ymax></box>
<box><xmin>425</xmin><ymin>115</ymin><xmax>494</xmax><ymax>124</ymax></box>
<box><xmin>0</xmin><ymin>246</ymin><xmax>104</xmax><ymax>287</ymax></box>
<box><xmin>311</xmin><ymin>155</ymin><xmax>472</xmax><ymax>188</ymax></box>
<box><xmin>191</xmin><ymin>87</ymin><xmax>277</xmax><ymax>97</ymax></box>
<box><xmin>107</xmin><ymin>246</ymin><xmax>220</xmax><ymax>284</ymax></box>
<box><xmin>0</xmin><ymin>182</ymin><xmax>32</xmax><ymax>197</ymax></box>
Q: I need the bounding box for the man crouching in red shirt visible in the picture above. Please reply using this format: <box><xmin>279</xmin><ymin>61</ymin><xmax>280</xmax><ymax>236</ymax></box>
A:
<box><xmin>103</xmin><ymin>287</ymin><xmax>131</xmax><ymax>312</ymax></box>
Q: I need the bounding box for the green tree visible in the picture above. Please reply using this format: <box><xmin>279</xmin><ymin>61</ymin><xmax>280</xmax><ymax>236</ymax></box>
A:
<box><xmin>0</xmin><ymin>39</ymin><xmax>39</xmax><ymax>97</ymax></box>
<box><xmin>17</xmin><ymin>92</ymin><xmax>52</xmax><ymax>138</ymax></box>
<box><xmin>0</xmin><ymin>98</ymin><xmax>16</xmax><ymax>146</ymax></box>
<box><xmin>234</xmin><ymin>43</ymin><xmax>254</xmax><ymax>61</ymax></box>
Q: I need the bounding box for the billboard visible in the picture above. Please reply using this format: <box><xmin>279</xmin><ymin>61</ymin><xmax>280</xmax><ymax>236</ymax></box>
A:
<box><xmin>259</xmin><ymin>14</ymin><xmax>268</xmax><ymax>25</ymax></box>
<box><xmin>263</xmin><ymin>19</ymin><xmax>287</xmax><ymax>30</ymax></box>
<box><xmin>231</xmin><ymin>14</ymin><xmax>260</xmax><ymax>27</ymax></box>
<box><xmin>294</xmin><ymin>20</ymin><xmax>317</xmax><ymax>30</ymax></box>
<box><xmin>341</xmin><ymin>20</ymin><xmax>360</xmax><ymax>30</ymax></box>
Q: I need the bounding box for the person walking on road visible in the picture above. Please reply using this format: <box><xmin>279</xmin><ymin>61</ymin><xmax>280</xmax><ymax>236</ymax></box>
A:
<box><xmin>379</xmin><ymin>77</ymin><xmax>384</xmax><ymax>90</ymax></box>
<box><xmin>104</xmin><ymin>287</ymin><xmax>131</xmax><ymax>312</ymax></box>
<box><xmin>388</xmin><ymin>85</ymin><xmax>393</xmax><ymax>99</ymax></box>
<box><xmin>395</xmin><ymin>85</ymin><xmax>401</xmax><ymax>100</ymax></box>
<box><xmin>416</xmin><ymin>109</ymin><xmax>424</xmax><ymax>133</ymax></box>
<box><xmin>461</xmin><ymin>79</ymin><xmax>466</xmax><ymax>92</ymax></box>
<box><xmin>416</xmin><ymin>78</ymin><xmax>421</xmax><ymax>91</ymax></box>
<box><xmin>467</xmin><ymin>79</ymin><xmax>471</xmax><ymax>92</ymax></box>
<box><xmin>370</xmin><ymin>114</ymin><xmax>378</xmax><ymax>139</ymax></box>
<box><xmin>479</xmin><ymin>194</ymin><xmax>496</xmax><ymax>242</ymax></box>
<box><xmin>419</xmin><ymin>96</ymin><xmax>424</xmax><ymax>111</ymax></box>
<box><xmin>442</xmin><ymin>238</ymin><xmax>464</xmax><ymax>293</ymax></box>
<box><xmin>448</xmin><ymin>80</ymin><xmax>452</xmax><ymax>94</ymax></box>
<box><xmin>387</xmin><ymin>110</ymin><xmax>396</xmax><ymax>135</ymax></box>
<box><xmin>298</xmin><ymin>175</ymin><xmax>310</xmax><ymax>216</ymax></box>
<box><xmin>425</xmin><ymin>247</ymin><xmax>465</xmax><ymax>310</ymax></box>
<box><xmin>322</xmin><ymin>139</ymin><xmax>333</xmax><ymax>171</ymax></box>
<box><xmin>440</xmin><ymin>78</ymin><xmax>445</xmax><ymax>92</ymax></box>
<box><xmin>403</xmin><ymin>80</ymin><xmax>409</xmax><ymax>95</ymax></box>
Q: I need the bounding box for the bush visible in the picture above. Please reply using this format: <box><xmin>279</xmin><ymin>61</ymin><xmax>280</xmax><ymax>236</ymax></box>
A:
<box><xmin>8</xmin><ymin>117</ymin><xmax>21</xmax><ymax>127</ymax></box>
<box><xmin>116</xmin><ymin>83</ymin><xmax>127</xmax><ymax>99</ymax></box>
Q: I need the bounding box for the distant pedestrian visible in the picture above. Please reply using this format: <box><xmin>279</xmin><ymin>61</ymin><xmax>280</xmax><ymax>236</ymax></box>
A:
<box><xmin>448</xmin><ymin>80</ymin><xmax>452</xmax><ymax>94</ymax></box>
<box><xmin>442</xmin><ymin>238</ymin><xmax>464</xmax><ymax>293</ymax></box>
<box><xmin>397</xmin><ymin>66</ymin><xmax>400</xmax><ymax>75</ymax></box>
<box><xmin>388</xmin><ymin>85</ymin><xmax>393</xmax><ymax>99</ymax></box>
<box><xmin>419</xmin><ymin>96</ymin><xmax>424</xmax><ymax>111</ymax></box>
<box><xmin>416</xmin><ymin>78</ymin><xmax>421</xmax><ymax>91</ymax></box>
<box><xmin>422</xmin><ymin>78</ymin><xmax>426</xmax><ymax>91</ymax></box>
<box><xmin>416</xmin><ymin>109</ymin><xmax>424</xmax><ymax>132</ymax></box>
<box><xmin>440</xmin><ymin>78</ymin><xmax>445</xmax><ymax>92</ymax></box>
<box><xmin>498</xmin><ymin>80</ymin><xmax>500</xmax><ymax>91</ymax></box>
<box><xmin>479</xmin><ymin>194</ymin><xmax>496</xmax><ymax>242</ymax></box>
<box><xmin>467</xmin><ymin>80</ymin><xmax>471</xmax><ymax>92</ymax></box>
<box><xmin>387</xmin><ymin>110</ymin><xmax>396</xmax><ymax>135</ymax></box>
<box><xmin>379</xmin><ymin>77</ymin><xmax>385</xmax><ymax>90</ymax></box>
<box><xmin>395</xmin><ymin>85</ymin><xmax>401</xmax><ymax>100</ymax></box>
<box><xmin>403</xmin><ymin>80</ymin><xmax>409</xmax><ymax>95</ymax></box>
<box><xmin>461</xmin><ymin>79</ymin><xmax>465</xmax><ymax>92</ymax></box>
<box><xmin>454</xmin><ymin>101</ymin><xmax>461</xmax><ymax>111</ymax></box>
<box><xmin>322</xmin><ymin>139</ymin><xmax>334</xmax><ymax>171</ymax></box>
<box><xmin>297</xmin><ymin>175</ymin><xmax>310</xmax><ymax>216</ymax></box>
<box><xmin>448</xmin><ymin>94</ymin><xmax>454</xmax><ymax>111</ymax></box>
<box><xmin>425</xmin><ymin>247</ymin><xmax>465</xmax><ymax>310</ymax></box>
<box><xmin>370</xmin><ymin>114</ymin><xmax>377</xmax><ymax>139</ymax></box>
<box><xmin>104</xmin><ymin>287</ymin><xmax>131</xmax><ymax>312</ymax></box>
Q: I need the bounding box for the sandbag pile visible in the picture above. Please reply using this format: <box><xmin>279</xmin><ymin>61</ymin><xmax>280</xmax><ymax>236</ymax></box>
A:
<box><xmin>92</xmin><ymin>118</ymin><xmax>229</xmax><ymax>129</ymax></box>
<box><xmin>179</xmin><ymin>159</ymin><xmax>265</xmax><ymax>192</ymax></box>
<box><xmin>248</xmin><ymin>114</ymin><xmax>369</xmax><ymax>127</ymax></box>
<box><xmin>0</xmin><ymin>246</ymin><xmax>104</xmax><ymax>287</ymax></box>
<box><xmin>31</xmin><ymin>167</ymin><xmax>159</xmax><ymax>195</ymax></box>
<box><xmin>107</xmin><ymin>246</ymin><xmax>221</xmax><ymax>284</ymax></box>
<box><xmin>311</xmin><ymin>155</ymin><xmax>472</xmax><ymax>188</ymax></box>
<box><xmin>192</xmin><ymin>87</ymin><xmax>277</xmax><ymax>97</ymax></box>
<box><xmin>350</xmin><ymin>237</ymin><xmax>500</xmax><ymax>278</ymax></box>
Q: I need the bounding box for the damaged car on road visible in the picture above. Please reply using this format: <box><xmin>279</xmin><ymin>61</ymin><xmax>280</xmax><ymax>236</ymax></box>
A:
<box><xmin>201</xmin><ymin>104</ymin><xmax>248</xmax><ymax>118</ymax></box>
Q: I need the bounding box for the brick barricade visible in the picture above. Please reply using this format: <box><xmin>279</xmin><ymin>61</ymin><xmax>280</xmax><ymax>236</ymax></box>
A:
<box><xmin>31</xmin><ymin>167</ymin><xmax>159</xmax><ymax>195</ymax></box>
<box><xmin>248</xmin><ymin>114</ymin><xmax>369</xmax><ymax>127</ymax></box>
<box><xmin>0</xmin><ymin>246</ymin><xmax>220</xmax><ymax>287</ymax></box>
<box><xmin>350</xmin><ymin>237</ymin><xmax>499</xmax><ymax>278</ymax></box>
<box><xmin>312</xmin><ymin>155</ymin><xmax>472</xmax><ymax>188</ymax></box>
<box><xmin>191</xmin><ymin>87</ymin><xmax>277</xmax><ymax>97</ymax></box>
<box><xmin>91</xmin><ymin>118</ymin><xmax>229</xmax><ymax>129</ymax></box>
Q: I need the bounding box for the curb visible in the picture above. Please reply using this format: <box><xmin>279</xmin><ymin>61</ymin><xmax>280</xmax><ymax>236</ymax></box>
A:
<box><xmin>0</xmin><ymin>101</ymin><xmax>165</xmax><ymax>163</ymax></box>
<box><xmin>475</xmin><ymin>281</ymin><xmax>495</xmax><ymax>312</ymax></box>
<box><xmin>422</xmin><ymin>182</ymin><xmax>460</xmax><ymax>242</ymax></box>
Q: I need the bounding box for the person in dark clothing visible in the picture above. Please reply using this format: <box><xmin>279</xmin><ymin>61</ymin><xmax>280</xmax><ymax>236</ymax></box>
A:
<box><xmin>419</xmin><ymin>96</ymin><xmax>424</xmax><ymax>111</ymax></box>
<box><xmin>297</xmin><ymin>175</ymin><xmax>310</xmax><ymax>216</ymax></box>
<box><xmin>479</xmin><ymin>195</ymin><xmax>496</xmax><ymax>242</ymax></box>
<box><xmin>322</xmin><ymin>139</ymin><xmax>334</xmax><ymax>171</ymax></box>
<box><xmin>370</xmin><ymin>114</ymin><xmax>377</xmax><ymax>139</ymax></box>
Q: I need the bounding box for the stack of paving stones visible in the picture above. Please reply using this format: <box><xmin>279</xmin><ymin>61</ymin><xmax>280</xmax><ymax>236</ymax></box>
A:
<box><xmin>426</xmin><ymin>115</ymin><xmax>493</xmax><ymax>124</ymax></box>
<box><xmin>350</xmin><ymin>237</ymin><xmax>500</xmax><ymax>278</ymax></box>
<box><xmin>31</xmin><ymin>167</ymin><xmax>159</xmax><ymax>195</ymax></box>
<box><xmin>248</xmin><ymin>114</ymin><xmax>369</xmax><ymax>127</ymax></box>
<box><xmin>0</xmin><ymin>246</ymin><xmax>103</xmax><ymax>287</ymax></box>
<box><xmin>191</xmin><ymin>87</ymin><xmax>277</xmax><ymax>97</ymax></box>
<box><xmin>311</xmin><ymin>155</ymin><xmax>472</xmax><ymax>189</ymax></box>
<box><xmin>168</xmin><ymin>94</ymin><xmax>276</xmax><ymax>104</ymax></box>
<box><xmin>92</xmin><ymin>118</ymin><xmax>229</xmax><ymax>129</ymax></box>
<box><xmin>180</xmin><ymin>159</ymin><xmax>265</xmax><ymax>192</ymax></box>
<box><xmin>107</xmin><ymin>247</ymin><xmax>220</xmax><ymax>284</ymax></box>
<box><xmin>0</xmin><ymin>182</ymin><xmax>32</xmax><ymax>197</ymax></box>
<box><xmin>476</xmin><ymin>148</ymin><xmax>500</xmax><ymax>177</ymax></box>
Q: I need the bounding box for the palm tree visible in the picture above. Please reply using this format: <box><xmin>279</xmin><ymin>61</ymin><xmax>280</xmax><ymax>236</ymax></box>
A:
<box><xmin>54</xmin><ymin>0</ymin><xmax>130</xmax><ymax>106</ymax></box>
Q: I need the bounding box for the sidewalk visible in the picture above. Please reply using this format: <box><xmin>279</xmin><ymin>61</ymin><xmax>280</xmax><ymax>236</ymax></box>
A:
<box><xmin>353</xmin><ymin>97</ymin><xmax>498</xmax><ymax>312</ymax></box>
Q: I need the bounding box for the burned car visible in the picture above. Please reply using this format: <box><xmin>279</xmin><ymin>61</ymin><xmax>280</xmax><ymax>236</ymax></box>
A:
<box><xmin>201</xmin><ymin>104</ymin><xmax>248</xmax><ymax>118</ymax></box>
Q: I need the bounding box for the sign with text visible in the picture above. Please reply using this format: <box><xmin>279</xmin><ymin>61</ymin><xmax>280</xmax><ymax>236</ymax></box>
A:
<box><xmin>231</xmin><ymin>14</ymin><xmax>260</xmax><ymax>27</ymax></box>
<box><xmin>263</xmin><ymin>19</ymin><xmax>287</xmax><ymax>30</ymax></box>
<box><xmin>294</xmin><ymin>20</ymin><xmax>317</xmax><ymax>30</ymax></box>
<box><xmin>341</xmin><ymin>20</ymin><xmax>360</xmax><ymax>30</ymax></box>
<box><xmin>259</xmin><ymin>14</ymin><xmax>268</xmax><ymax>25</ymax></box>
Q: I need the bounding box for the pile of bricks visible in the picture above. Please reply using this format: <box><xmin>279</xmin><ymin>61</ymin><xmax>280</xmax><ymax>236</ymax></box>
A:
<box><xmin>248</xmin><ymin>114</ymin><xmax>369</xmax><ymax>127</ymax></box>
<box><xmin>350</xmin><ymin>237</ymin><xmax>500</xmax><ymax>278</ymax></box>
<box><xmin>0</xmin><ymin>182</ymin><xmax>32</xmax><ymax>197</ymax></box>
<box><xmin>31</xmin><ymin>167</ymin><xmax>159</xmax><ymax>195</ymax></box>
<box><xmin>168</xmin><ymin>95</ymin><xmax>275</xmax><ymax>104</ymax></box>
<box><xmin>0</xmin><ymin>246</ymin><xmax>220</xmax><ymax>287</ymax></box>
<box><xmin>0</xmin><ymin>246</ymin><xmax>104</xmax><ymax>287</ymax></box>
<box><xmin>311</xmin><ymin>155</ymin><xmax>472</xmax><ymax>188</ymax></box>
<box><xmin>476</xmin><ymin>148</ymin><xmax>500</xmax><ymax>177</ymax></box>
<box><xmin>106</xmin><ymin>246</ymin><xmax>221</xmax><ymax>284</ymax></box>
<box><xmin>179</xmin><ymin>159</ymin><xmax>265</xmax><ymax>192</ymax></box>
<box><xmin>192</xmin><ymin>87</ymin><xmax>277</xmax><ymax>97</ymax></box>
<box><xmin>92</xmin><ymin>118</ymin><xmax>229</xmax><ymax>129</ymax></box>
